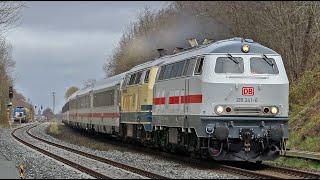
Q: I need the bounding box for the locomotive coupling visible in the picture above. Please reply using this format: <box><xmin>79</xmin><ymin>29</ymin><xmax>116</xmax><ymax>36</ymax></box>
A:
<box><xmin>239</xmin><ymin>128</ymin><xmax>254</xmax><ymax>152</ymax></box>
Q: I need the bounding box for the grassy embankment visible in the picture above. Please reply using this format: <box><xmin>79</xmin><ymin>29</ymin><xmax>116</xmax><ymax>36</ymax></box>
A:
<box><xmin>270</xmin><ymin>67</ymin><xmax>320</xmax><ymax>170</ymax></box>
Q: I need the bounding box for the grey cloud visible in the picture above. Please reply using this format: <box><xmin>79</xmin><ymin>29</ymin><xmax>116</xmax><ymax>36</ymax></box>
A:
<box><xmin>7</xmin><ymin>1</ymin><xmax>168</xmax><ymax>112</ymax></box>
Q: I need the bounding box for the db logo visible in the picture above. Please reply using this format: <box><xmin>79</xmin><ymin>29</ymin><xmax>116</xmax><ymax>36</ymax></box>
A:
<box><xmin>242</xmin><ymin>87</ymin><xmax>254</xmax><ymax>96</ymax></box>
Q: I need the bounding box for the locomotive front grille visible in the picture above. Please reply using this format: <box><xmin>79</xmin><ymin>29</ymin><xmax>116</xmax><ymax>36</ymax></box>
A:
<box><xmin>233</xmin><ymin>107</ymin><xmax>261</xmax><ymax>114</ymax></box>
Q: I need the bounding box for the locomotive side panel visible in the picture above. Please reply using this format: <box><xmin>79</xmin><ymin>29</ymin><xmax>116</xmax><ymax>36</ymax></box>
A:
<box><xmin>120</xmin><ymin>67</ymin><xmax>158</xmax><ymax>136</ymax></box>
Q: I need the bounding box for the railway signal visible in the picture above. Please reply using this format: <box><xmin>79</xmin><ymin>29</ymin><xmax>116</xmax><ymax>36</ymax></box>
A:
<box><xmin>9</xmin><ymin>86</ymin><xmax>13</xmax><ymax>99</ymax></box>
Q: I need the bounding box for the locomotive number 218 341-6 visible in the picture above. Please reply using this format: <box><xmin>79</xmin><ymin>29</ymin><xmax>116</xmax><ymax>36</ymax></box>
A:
<box><xmin>236</xmin><ymin>97</ymin><xmax>258</xmax><ymax>103</ymax></box>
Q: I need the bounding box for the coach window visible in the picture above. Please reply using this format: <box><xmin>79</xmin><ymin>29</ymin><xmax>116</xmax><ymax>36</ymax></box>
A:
<box><xmin>144</xmin><ymin>69</ymin><xmax>150</xmax><ymax>83</ymax></box>
<box><xmin>194</xmin><ymin>57</ymin><xmax>204</xmax><ymax>75</ymax></box>
<box><xmin>215</xmin><ymin>57</ymin><xmax>244</xmax><ymax>73</ymax></box>
<box><xmin>135</xmin><ymin>71</ymin><xmax>142</xmax><ymax>84</ymax></box>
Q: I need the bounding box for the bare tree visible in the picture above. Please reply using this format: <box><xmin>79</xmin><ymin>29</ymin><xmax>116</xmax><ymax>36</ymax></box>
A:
<box><xmin>0</xmin><ymin>2</ymin><xmax>25</xmax><ymax>34</ymax></box>
<box><xmin>42</xmin><ymin>107</ymin><xmax>54</xmax><ymax>120</ymax></box>
<box><xmin>0</xmin><ymin>2</ymin><xmax>24</xmax><ymax>125</ymax></box>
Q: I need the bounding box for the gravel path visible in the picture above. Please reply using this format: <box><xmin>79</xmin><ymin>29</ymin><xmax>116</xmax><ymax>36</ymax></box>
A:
<box><xmin>32</xmin><ymin>122</ymin><xmax>241</xmax><ymax>179</ymax></box>
<box><xmin>0</xmin><ymin>123</ymin><xmax>92</xmax><ymax>179</ymax></box>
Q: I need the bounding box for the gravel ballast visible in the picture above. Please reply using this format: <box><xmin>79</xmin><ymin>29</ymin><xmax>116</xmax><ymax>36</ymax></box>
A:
<box><xmin>33</xmin><ymin>122</ymin><xmax>241</xmax><ymax>179</ymax></box>
<box><xmin>0</xmin><ymin>123</ymin><xmax>93</xmax><ymax>179</ymax></box>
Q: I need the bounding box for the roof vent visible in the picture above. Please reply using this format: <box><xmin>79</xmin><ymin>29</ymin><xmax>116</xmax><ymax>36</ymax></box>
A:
<box><xmin>187</xmin><ymin>38</ymin><xmax>198</xmax><ymax>47</ymax></box>
<box><xmin>202</xmin><ymin>38</ymin><xmax>213</xmax><ymax>45</ymax></box>
<box><xmin>173</xmin><ymin>47</ymin><xmax>184</xmax><ymax>54</ymax></box>
<box><xmin>157</xmin><ymin>48</ymin><xmax>167</xmax><ymax>57</ymax></box>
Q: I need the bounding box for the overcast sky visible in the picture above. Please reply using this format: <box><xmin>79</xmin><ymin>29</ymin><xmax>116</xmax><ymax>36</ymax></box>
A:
<box><xmin>5</xmin><ymin>1</ymin><xmax>169</xmax><ymax>113</ymax></box>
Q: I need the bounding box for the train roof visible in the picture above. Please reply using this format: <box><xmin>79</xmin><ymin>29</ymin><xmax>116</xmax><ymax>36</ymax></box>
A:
<box><xmin>92</xmin><ymin>72</ymin><xmax>125</xmax><ymax>91</ymax></box>
<box><xmin>67</xmin><ymin>72</ymin><xmax>126</xmax><ymax>101</ymax></box>
<box><xmin>65</xmin><ymin>37</ymin><xmax>279</xmax><ymax>102</ymax></box>
<box><xmin>127</xmin><ymin>37</ymin><xmax>279</xmax><ymax>72</ymax></box>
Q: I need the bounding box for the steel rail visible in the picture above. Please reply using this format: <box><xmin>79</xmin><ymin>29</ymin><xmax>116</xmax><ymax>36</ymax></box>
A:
<box><xmin>27</xmin><ymin>124</ymin><xmax>168</xmax><ymax>179</ymax></box>
<box><xmin>52</xmin><ymin>123</ymin><xmax>320</xmax><ymax>179</ymax></box>
<box><xmin>12</xmin><ymin>124</ymin><xmax>110</xmax><ymax>179</ymax></box>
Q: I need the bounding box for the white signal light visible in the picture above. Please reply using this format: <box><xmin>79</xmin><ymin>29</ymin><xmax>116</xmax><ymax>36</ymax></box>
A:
<box><xmin>271</xmin><ymin>107</ymin><xmax>278</xmax><ymax>115</ymax></box>
<box><xmin>216</xmin><ymin>106</ymin><xmax>224</xmax><ymax>114</ymax></box>
<box><xmin>242</xmin><ymin>44</ymin><xmax>250</xmax><ymax>53</ymax></box>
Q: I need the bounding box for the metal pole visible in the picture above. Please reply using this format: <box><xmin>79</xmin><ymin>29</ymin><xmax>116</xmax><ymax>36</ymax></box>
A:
<box><xmin>52</xmin><ymin>92</ymin><xmax>55</xmax><ymax>115</ymax></box>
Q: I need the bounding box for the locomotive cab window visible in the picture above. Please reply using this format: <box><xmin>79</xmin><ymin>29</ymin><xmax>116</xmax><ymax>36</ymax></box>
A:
<box><xmin>163</xmin><ymin>64</ymin><xmax>173</xmax><ymax>80</ymax></box>
<box><xmin>169</xmin><ymin>61</ymin><xmax>185</xmax><ymax>78</ymax></box>
<box><xmin>144</xmin><ymin>70</ymin><xmax>150</xmax><ymax>83</ymax></box>
<box><xmin>128</xmin><ymin>73</ymin><xmax>136</xmax><ymax>85</ymax></box>
<box><xmin>215</xmin><ymin>57</ymin><xmax>244</xmax><ymax>73</ymax></box>
<box><xmin>134</xmin><ymin>71</ymin><xmax>142</xmax><ymax>84</ymax></box>
<box><xmin>158</xmin><ymin>66</ymin><xmax>165</xmax><ymax>81</ymax></box>
<box><xmin>250</xmin><ymin>57</ymin><xmax>279</xmax><ymax>74</ymax></box>
<box><xmin>194</xmin><ymin>57</ymin><xmax>204</xmax><ymax>75</ymax></box>
<box><xmin>123</xmin><ymin>75</ymin><xmax>130</xmax><ymax>87</ymax></box>
<box><xmin>183</xmin><ymin>58</ymin><xmax>197</xmax><ymax>76</ymax></box>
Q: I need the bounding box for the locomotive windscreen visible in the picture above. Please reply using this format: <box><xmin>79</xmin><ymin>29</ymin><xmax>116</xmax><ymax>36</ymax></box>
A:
<box><xmin>215</xmin><ymin>57</ymin><xmax>244</xmax><ymax>73</ymax></box>
<box><xmin>250</xmin><ymin>57</ymin><xmax>279</xmax><ymax>74</ymax></box>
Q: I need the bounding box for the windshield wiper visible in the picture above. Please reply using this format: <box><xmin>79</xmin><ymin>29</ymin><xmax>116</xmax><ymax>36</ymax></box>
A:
<box><xmin>262</xmin><ymin>54</ymin><xmax>274</xmax><ymax>67</ymax></box>
<box><xmin>227</xmin><ymin>53</ymin><xmax>239</xmax><ymax>64</ymax></box>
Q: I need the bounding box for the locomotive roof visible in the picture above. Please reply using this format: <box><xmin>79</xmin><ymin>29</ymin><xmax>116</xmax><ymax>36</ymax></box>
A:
<box><xmin>128</xmin><ymin>37</ymin><xmax>279</xmax><ymax>72</ymax></box>
<box><xmin>66</xmin><ymin>37</ymin><xmax>279</xmax><ymax>102</ymax></box>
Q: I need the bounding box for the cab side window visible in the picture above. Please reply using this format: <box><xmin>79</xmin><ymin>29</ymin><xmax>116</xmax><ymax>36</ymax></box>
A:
<box><xmin>194</xmin><ymin>57</ymin><xmax>204</xmax><ymax>75</ymax></box>
<box><xmin>134</xmin><ymin>71</ymin><xmax>142</xmax><ymax>84</ymax></box>
<box><xmin>128</xmin><ymin>73</ymin><xmax>136</xmax><ymax>85</ymax></box>
<box><xmin>144</xmin><ymin>70</ymin><xmax>150</xmax><ymax>83</ymax></box>
<box><xmin>183</xmin><ymin>58</ymin><xmax>197</xmax><ymax>76</ymax></box>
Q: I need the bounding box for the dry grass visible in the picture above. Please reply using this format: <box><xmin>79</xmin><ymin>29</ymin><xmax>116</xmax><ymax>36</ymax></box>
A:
<box><xmin>48</xmin><ymin>120</ymin><xmax>60</xmax><ymax>135</ymax></box>
<box><xmin>47</xmin><ymin>124</ymin><xmax>129</xmax><ymax>152</ymax></box>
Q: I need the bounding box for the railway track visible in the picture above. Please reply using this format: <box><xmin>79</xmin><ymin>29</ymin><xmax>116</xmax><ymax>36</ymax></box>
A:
<box><xmin>26</xmin><ymin>124</ymin><xmax>168</xmax><ymax>179</ymax></box>
<box><xmin>282</xmin><ymin>150</ymin><xmax>320</xmax><ymax>162</ymax></box>
<box><xmin>58</xmin><ymin>124</ymin><xmax>320</xmax><ymax>179</ymax></box>
<box><xmin>219</xmin><ymin>161</ymin><xmax>320</xmax><ymax>179</ymax></box>
<box><xmin>67</xmin><ymin>125</ymin><xmax>320</xmax><ymax>179</ymax></box>
<box><xmin>13</xmin><ymin>124</ymin><xmax>168</xmax><ymax>179</ymax></box>
<box><xmin>12</xmin><ymin>124</ymin><xmax>110</xmax><ymax>179</ymax></box>
<box><xmin>20</xmin><ymin>122</ymin><xmax>320</xmax><ymax>179</ymax></box>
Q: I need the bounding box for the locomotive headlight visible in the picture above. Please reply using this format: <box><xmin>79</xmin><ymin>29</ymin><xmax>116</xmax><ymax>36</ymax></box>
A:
<box><xmin>242</xmin><ymin>44</ymin><xmax>250</xmax><ymax>53</ymax></box>
<box><xmin>271</xmin><ymin>107</ymin><xmax>278</xmax><ymax>115</ymax></box>
<box><xmin>216</xmin><ymin>105</ymin><xmax>224</xmax><ymax>114</ymax></box>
